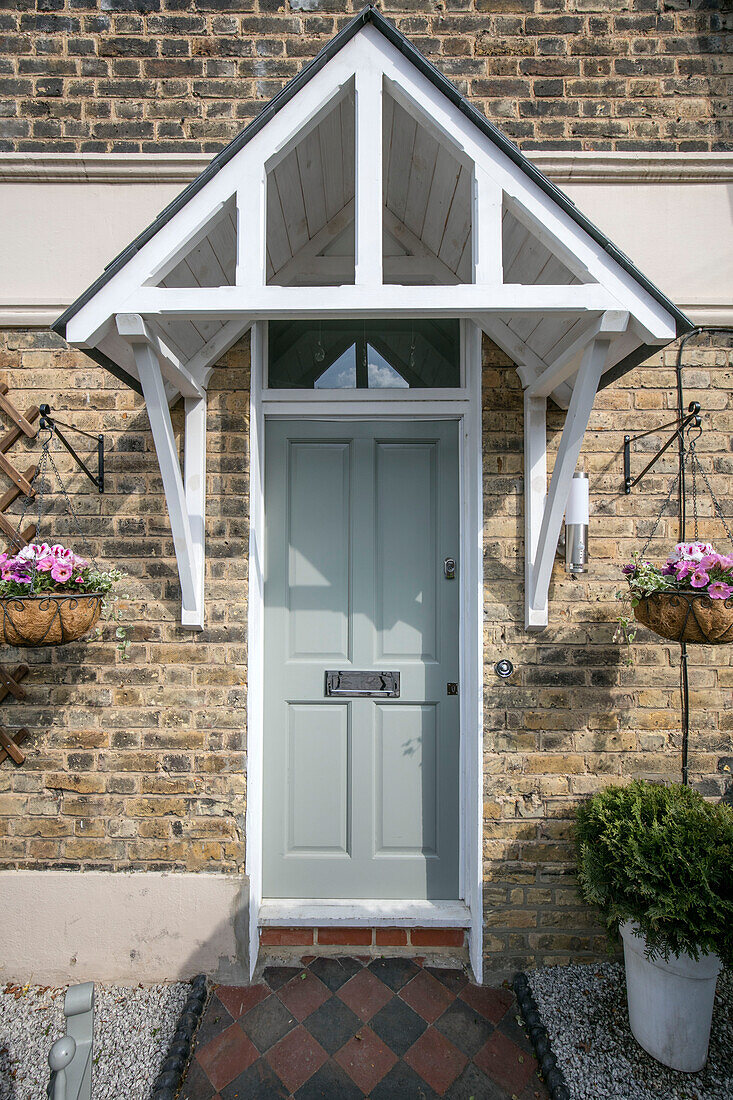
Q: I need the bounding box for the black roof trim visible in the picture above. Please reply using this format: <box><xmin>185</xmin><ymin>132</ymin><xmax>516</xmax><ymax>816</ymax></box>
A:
<box><xmin>599</xmin><ymin>342</ymin><xmax>658</xmax><ymax>392</ymax></box>
<box><xmin>53</xmin><ymin>5</ymin><xmax>693</xmax><ymax>356</ymax></box>
<box><xmin>84</xmin><ymin>346</ymin><xmax>143</xmax><ymax>395</ymax></box>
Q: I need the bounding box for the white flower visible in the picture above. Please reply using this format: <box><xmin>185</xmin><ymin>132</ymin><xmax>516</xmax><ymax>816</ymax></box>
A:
<box><xmin>669</xmin><ymin>541</ymin><xmax>715</xmax><ymax>563</ymax></box>
<box><xmin>16</xmin><ymin>543</ymin><xmax>45</xmax><ymax>561</ymax></box>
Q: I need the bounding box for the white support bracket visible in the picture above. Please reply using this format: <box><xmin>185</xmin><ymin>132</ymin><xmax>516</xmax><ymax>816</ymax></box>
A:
<box><xmin>116</xmin><ymin>313</ymin><xmax>205</xmax><ymax>399</ymax></box>
<box><xmin>524</xmin><ymin>312</ymin><xmax>629</xmax><ymax>629</ymax></box>
<box><xmin>117</xmin><ymin>314</ymin><xmax>206</xmax><ymax>630</ymax></box>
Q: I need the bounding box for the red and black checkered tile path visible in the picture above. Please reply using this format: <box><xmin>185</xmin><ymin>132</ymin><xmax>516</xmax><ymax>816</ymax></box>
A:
<box><xmin>179</xmin><ymin>956</ymin><xmax>549</xmax><ymax>1099</ymax></box>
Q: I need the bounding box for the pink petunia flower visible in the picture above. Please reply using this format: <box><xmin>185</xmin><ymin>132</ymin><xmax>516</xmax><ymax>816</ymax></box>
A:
<box><xmin>35</xmin><ymin>555</ymin><xmax>56</xmax><ymax>573</ymax></box>
<box><xmin>50</xmin><ymin>562</ymin><xmax>73</xmax><ymax>583</ymax></box>
<box><xmin>699</xmin><ymin>554</ymin><xmax>722</xmax><ymax>570</ymax></box>
<box><xmin>708</xmin><ymin>581</ymin><xmax>733</xmax><ymax>600</ymax></box>
<box><xmin>690</xmin><ymin>569</ymin><xmax>710</xmax><ymax>589</ymax></box>
<box><xmin>675</xmin><ymin>561</ymin><xmax>693</xmax><ymax>580</ymax></box>
<box><xmin>74</xmin><ymin>576</ymin><xmax>85</xmax><ymax>584</ymax></box>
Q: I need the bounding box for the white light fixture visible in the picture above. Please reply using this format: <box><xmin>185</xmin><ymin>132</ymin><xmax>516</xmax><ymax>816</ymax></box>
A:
<box><xmin>565</xmin><ymin>471</ymin><xmax>589</xmax><ymax>574</ymax></box>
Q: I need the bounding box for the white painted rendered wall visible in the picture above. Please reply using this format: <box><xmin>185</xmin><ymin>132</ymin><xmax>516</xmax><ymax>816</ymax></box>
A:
<box><xmin>0</xmin><ymin>152</ymin><xmax>731</xmax><ymax>328</ymax></box>
<box><xmin>0</xmin><ymin>871</ymin><xmax>249</xmax><ymax>985</ymax></box>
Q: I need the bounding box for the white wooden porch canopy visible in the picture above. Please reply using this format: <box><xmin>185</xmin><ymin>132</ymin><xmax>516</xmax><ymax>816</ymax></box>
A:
<box><xmin>53</xmin><ymin>7</ymin><xmax>692</xmax><ymax>631</ymax></box>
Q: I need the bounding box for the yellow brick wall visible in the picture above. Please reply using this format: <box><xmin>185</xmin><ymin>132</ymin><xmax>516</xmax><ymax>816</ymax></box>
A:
<box><xmin>0</xmin><ymin>328</ymin><xmax>731</xmax><ymax>975</ymax></box>
<box><xmin>480</xmin><ymin>335</ymin><xmax>733</xmax><ymax>974</ymax></box>
<box><xmin>0</xmin><ymin>330</ymin><xmax>250</xmax><ymax>873</ymax></box>
<box><xmin>0</xmin><ymin>1</ymin><xmax>729</xmax><ymax>152</ymax></box>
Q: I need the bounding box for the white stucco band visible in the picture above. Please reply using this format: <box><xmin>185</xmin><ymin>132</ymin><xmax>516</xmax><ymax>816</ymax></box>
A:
<box><xmin>1</xmin><ymin>151</ymin><xmax>731</xmax><ymax>328</ymax></box>
<box><xmin>0</xmin><ymin>870</ymin><xmax>249</xmax><ymax>986</ymax></box>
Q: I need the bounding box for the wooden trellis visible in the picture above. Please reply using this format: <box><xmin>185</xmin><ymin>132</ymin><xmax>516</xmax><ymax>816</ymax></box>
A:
<box><xmin>0</xmin><ymin>377</ymin><xmax>40</xmax><ymax>765</ymax></box>
<box><xmin>0</xmin><ymin>383</ymin><xmax>39</xmax><ymax>547</ymax></box>
<box><xmin>0</xmin><ymin>664</ymin><xmax>30</xmax><ymax>765</ymax></box>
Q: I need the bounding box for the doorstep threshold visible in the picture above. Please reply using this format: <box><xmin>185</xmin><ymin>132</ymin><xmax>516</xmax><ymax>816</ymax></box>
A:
<box><xmin>259</xmin><ymin>899</ymin><xmax>471</xmax><ymax>927</ymax></box>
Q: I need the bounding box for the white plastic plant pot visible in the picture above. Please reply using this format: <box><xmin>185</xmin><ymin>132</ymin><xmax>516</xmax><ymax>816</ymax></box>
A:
<box><xmin>620</xmin><ymin>920</ymin><xmax>721</xmax><ymax>1072</ymax></box>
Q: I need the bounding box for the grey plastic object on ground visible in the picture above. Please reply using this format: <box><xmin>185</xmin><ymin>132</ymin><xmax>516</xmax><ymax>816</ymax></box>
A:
<box><xmin>47</xmin><ymin>982</ymin><xmax>94</xmax><ymax>1100</ymax></box>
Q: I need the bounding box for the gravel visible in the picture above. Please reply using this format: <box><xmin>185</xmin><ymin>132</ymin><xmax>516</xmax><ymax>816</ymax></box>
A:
<box><xmin>527</xmin><ymin>961</ymin><xmax>733</xmax><ymax>1100</ymax></box>
<box><xmin>0</xmin><ymin>980</ymin><xmax>190</xmax><ymax>1100</ymax></box>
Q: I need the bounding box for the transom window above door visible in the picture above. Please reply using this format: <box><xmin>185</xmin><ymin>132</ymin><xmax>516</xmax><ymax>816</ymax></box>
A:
<box><xmin>267</xmin><ymin>319</ymin><xmax>460</xmax><ymax>389</ymax></box>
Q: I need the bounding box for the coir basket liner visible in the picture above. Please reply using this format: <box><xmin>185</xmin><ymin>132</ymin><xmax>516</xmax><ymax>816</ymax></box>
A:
<box><xmin>0</xmin><ymin>593</ymin><xmax>103</xmax><ymax>646</ymax></box>
<box><xmin>634</xmin><ymin>590</ymin><xmax>733</xmax><ymax>644</ymax></box>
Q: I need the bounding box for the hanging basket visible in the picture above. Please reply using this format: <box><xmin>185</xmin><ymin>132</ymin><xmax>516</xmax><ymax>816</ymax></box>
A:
<box><xmin>634</xmin><ymin>590</ymin><xmax>733</xmax><ymax>645</ymax></box>
<box><xmin>0</xmin><ymin>592</ymin><xmax>103</xmax><ymax>647</ymax></box>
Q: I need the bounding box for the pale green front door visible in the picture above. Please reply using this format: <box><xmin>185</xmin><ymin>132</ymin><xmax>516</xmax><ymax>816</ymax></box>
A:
<box><xmin>263</xmin><ymin>420</ymin><xmax>460</xmax><ymax>900</ymax></box>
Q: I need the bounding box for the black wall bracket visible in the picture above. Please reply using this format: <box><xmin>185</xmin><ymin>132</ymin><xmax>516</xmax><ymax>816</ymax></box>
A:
<box><xmin>38</xmin><ymin>405</ymin><xmax>104</xmax><ymax>494</ymax></box>
<box><xmin>623</xmin><ymin>401</ymin><xmax>701</xmax><ymax>495</ymax></box>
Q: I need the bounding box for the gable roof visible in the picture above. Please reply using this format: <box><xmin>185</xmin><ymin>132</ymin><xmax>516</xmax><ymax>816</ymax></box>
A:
<box><xmin>52</xmin><ymin>5</ymin><xmax>693</xmax><ymax>393</ymax></box>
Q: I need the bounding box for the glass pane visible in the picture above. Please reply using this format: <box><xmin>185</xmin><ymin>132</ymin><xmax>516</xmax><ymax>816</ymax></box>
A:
<box><xmin>367</xmin><ymin>346</ymin><xmax>408</xmax><ymax>389</ymax></box>
<box><xmin>314</xmin><ymin>346</ymin><xmax>357</xmax><ymax>389</ymax></box>
<box><xmin>268</xmin><ymin>320</ymin><xmax>460</xmax><ymax>389</ymax></box>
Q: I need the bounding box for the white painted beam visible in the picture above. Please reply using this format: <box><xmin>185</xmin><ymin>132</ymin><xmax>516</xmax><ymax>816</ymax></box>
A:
<box><xmin>123</xmin><ymin>283</ymin><xmax>620</xmax><ymax>319</ymax></box>
<box><xmin>183</xmin><ymin>393</ymin><xmax>206</xmax><ymax>630</ymax></box>
<box><xmin>127</xmin><ymin>340</ymin><xmax>204</xmax><ymax>629</ymax></box>
<box><xmin>472</xmin><ymin>169</ymin><xmax>503</xmax><ymax>286</ymax></box>
<box><xmin>526</xmin><ymin>334</ymin><xmax>611</xmax><ymax>628</ymax></box>
<box><xmin>524</xmin><ymin>391</ymin><xmax>547</xmax><ymax>629</ymax></box>
<box><xmin>186</xmin><ymin>318</ymin><xmax>254</xmax><ymax>388</ymax></box>
<box><xmin>115</xmin><ymin>313</ymin><xmax>204</xmax><ymax>399</ymax></box>
<box><xmin>472</xmin><ymin>313</ymin><xmax>550</xmax><ymax>385</ymax></box>
<box><xmin>354</xmin><ymin>63</ymin><xmax>383</xmax><ymax>286</ymax></box>
<box><xmin>236</xmin><ymin>166</ymin><xmax>266</xmax><ymax>288</ymax></box>
<box><xmin>526</xmin><ymin>310</ymin><xmax>629</xmax><ymax>398</ymax></box>
<box><xmin>368</xmin><ymin>27</ymin><xmax>679</xmax><ymax>340</ymax></box>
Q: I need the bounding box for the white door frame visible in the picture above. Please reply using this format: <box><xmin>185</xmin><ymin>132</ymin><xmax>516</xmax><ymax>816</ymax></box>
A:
<box><xmin>246</xmin><ymin>319</ymin><xmax>484</xmax><ymax>981</ymax></box>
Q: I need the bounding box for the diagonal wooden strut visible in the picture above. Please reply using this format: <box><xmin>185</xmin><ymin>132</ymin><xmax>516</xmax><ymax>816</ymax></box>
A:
<box><xmin>524</xmin><ymin>313</ymin><xmax>629</xmax><ymax>629</ymax></box>
<box><xmin>118</xmin><ymin>316</ymin><xmax>206</xmax><ymax>630</ymax></box>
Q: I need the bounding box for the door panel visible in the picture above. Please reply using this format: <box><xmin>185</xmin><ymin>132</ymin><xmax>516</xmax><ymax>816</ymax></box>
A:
<box><xmin>286</xmin><ymin>704</ymin><xmax>350</xmax><ymax>856</ymax></box>
<box><xmin>264</xmin><ymin>419</ymin><xmax>460</xmax><ymax>900</ymax></box>
<box><xmin>375</xmin><ymin>703</ymin><xmax>438</xmax><ymax>857</ymax></box>
<box><xmin>287</xmin><ymin>441</ymin><xmax>351</xmax><ymax>660</ymax></box>
<box><xmin>375</xmin><ymin>442</ymin><xmax>438</xmax><ymax>660</ymax></box>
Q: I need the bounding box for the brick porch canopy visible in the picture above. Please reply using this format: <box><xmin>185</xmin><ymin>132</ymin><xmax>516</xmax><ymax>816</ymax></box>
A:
<box><xmin>52</xmin><ymin>5</ymin><xmax>692</xmax><ymax>631</ymax></box>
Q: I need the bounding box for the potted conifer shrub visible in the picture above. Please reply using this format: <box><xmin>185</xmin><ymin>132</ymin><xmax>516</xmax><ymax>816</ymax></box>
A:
<box><xmin>576</xmin><ymin>780</ymin><xmax>733</xmax><ymax>1072</ymax></box>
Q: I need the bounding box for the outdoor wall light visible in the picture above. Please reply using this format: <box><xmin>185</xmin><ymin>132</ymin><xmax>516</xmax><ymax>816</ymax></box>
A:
<box><xmin>565</xmin><ymin>470</ymin><xmax>589</xmax><ymax>575</ymax></box>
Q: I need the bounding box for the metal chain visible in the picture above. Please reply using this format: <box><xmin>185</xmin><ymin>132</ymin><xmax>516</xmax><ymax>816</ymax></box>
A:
<box><xmin>689</xmin><ymin>444</ymin><xmax>733</xmax><ymax>550</ymax></box>
<box><xmin>690</xmin><ymin>441</ymin><xmax>699</xmax><ymax>540</ymax></box>
<box><xmin>639</xmin><ymin>463</ymin><xmax>682</xmax><ymax>559</ymax></box>
<box><xmin>44</xmin><ymin>443</ymin><xmax>101</xmax><ymax>571</ymax></box>
<box><xmin>28</xmin><ymin>435</ymin><xmax>52</xmax><ymax>593</ymax></box>
<box><xmin>639</xmin><ymin>437</ymin><xmax>733</xmax><ymax>559</ymax></box>
<box><xmin>7</xmin><ymin>430</ymin><xmax>51</xmax><ymax>557</ymax></box>
<box><xmin>6</xmin><ymin>430</ymin><xmax>101</xmax><ymax>582</ymax></box>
